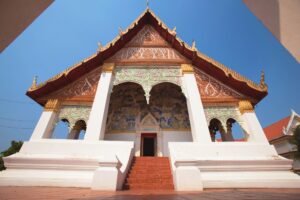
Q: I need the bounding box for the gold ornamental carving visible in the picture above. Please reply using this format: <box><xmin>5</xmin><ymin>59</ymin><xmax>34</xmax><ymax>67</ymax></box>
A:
<box><xmin>239</xmin><ymin>100</ymin><xmax>254</xmax><ymax>114</ymax></box>
<box><xmin>181</xmin><ymin>64</ymin><xmax>194</xmax><ymax>74</ymax></box>
<box><xmin>102</xmin><ymin>63</ymin><xmax>115</xmax><ymax>72</ymax></box>
<box><xmin>44</xmin><ymin>99</ymin><xmax>61</xmax><ymax>112</ymax></box>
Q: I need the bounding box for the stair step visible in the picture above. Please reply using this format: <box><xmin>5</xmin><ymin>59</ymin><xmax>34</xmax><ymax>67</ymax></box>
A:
<box><xmin>123</xmin><ymin>157</ymin><xmax>174</xmax><ymax>190</ymax></box>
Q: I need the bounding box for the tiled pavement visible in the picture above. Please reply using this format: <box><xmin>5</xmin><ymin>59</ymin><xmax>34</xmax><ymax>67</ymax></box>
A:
<box><xmin>0</xmin><ymin>187</ymin><xmax>300</xmax><ymax>200</ymax></box>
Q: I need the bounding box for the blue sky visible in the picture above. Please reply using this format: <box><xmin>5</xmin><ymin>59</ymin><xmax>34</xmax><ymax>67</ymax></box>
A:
<box><xmin>0</xmin><ymin>0</ymin><xmax>299</xmax><ymax>151</ymax></box>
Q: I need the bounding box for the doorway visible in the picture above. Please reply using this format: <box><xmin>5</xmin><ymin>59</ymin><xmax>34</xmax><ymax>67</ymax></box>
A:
<box><xmin>141</xmin><ymin>133</ymin><xmax>156</xmax><ymax>156</ymax></box>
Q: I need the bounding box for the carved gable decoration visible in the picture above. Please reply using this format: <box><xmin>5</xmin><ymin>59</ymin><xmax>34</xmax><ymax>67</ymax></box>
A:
<box><xmin>126</xmin><ymin>25</ymin><xmax>169</xmax><ymax>46</ymax></box>
<box><xmin>194</xmin><ymin>67</ymin><xmax>245</xmax><ymax>100</ymax></box>
<box><xmin>108</xmin><ymin>25</ymin><xmax>187</xmax><ymax>63</ymax></box>
<box><xmin>45</xmin><ymin>67</ymin><xmax>102</xmax><ymax>100</ymax></box>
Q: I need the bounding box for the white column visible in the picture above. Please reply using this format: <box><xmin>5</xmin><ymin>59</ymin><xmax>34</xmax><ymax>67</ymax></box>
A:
<box><xmin>181</xmin><ymin>64</ymin><xmax>211</xmax><ymax>143</ymax></box>
<box><xmin>30</xmin><ymin>111</ymin><xmax>57</xmax><ymax>140</ymax></box>
<box><xmin>241</xmin><ymin>112</ymin><xmax>269</xmax><ymax>144</ymax></box>
<box><xmin>84</xmin><ymin>63</ymin><xmax>114</xmax><ymax>141</ymax></box>
<box><xmin>239</xmin><ymin>100</ymin><xmax>269</xmax><ymax>144</ymax></box>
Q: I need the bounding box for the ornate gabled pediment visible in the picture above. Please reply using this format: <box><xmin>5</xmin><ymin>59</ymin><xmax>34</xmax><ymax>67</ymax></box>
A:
<box><xmin>194</xmin><ymin>67</ymin><xmax>245</xmax><ymax>101</ymax></box>
<box><xmin>108</xmin><ymin>25</ymin><xmax>188</xmax><ymax>63</ymax></box>
<box><xmin>43</xmin><ymin>67</ymin><xmax>102</xmax><ymax>101</ymax></box>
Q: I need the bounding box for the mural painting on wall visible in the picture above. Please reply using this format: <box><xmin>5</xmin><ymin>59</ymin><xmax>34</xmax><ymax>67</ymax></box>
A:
<box><xmin>148</xmin><ymin>83</ymin><xmax>190</xmax><ymax>130</ymax></box>
<box><xmin>106</xmin><ymin>82</ymin><xmax>190</xmax><ymax>132</ymax></box>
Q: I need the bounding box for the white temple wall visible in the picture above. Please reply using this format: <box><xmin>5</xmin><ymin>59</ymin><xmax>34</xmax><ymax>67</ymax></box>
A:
<box><xmin>104</xmin><ymin>131</ymin><xmax>192</xmax><ymax>157</ymax></box>
<box><xmin>162</xmin><ymin>131</ymin><xmax>192</xmax><ymax>156</ymax></box>
<box><xmin>104</xmin><ymin>133</ymin><xmax>137</xmax><ymax>141</ymax></box>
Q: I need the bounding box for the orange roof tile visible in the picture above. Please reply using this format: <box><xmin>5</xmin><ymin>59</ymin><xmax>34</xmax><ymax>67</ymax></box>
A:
<box><xmin>264</xmin><ymin>116</ymin><xmax>290</xmax><ymax>141</ymax></box>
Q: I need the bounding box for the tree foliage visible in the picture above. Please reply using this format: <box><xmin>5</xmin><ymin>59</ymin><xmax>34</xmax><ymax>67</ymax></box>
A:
<box><xmin>0</xmin><ymin>141</ymin><xmax>23</xmax><ymax>171</ymax></box>
<box><xmin>289</xmin><ymin>125</ymin><xmax>300</xmax><ymax>159</ymax></box>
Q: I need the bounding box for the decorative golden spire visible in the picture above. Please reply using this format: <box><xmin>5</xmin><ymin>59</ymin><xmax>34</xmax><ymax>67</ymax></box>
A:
<box><xmin>31</xmin><ymin>75</ymin><xmax>38</xmax><ymax>89</ymax></box>
<box><xmin>192</xmin><ymin>40</ymin><xmax>197</xmax><ymax>51</ymax></box>
<box><xmin>260</xmin><ymin>70</ymin><xmax>267</xmax><ymax>88</ymax></box>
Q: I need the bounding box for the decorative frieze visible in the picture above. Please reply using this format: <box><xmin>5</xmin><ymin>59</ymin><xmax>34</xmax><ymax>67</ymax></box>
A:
<box><xmin>46</xmin><ymin>67</ymin><xmax>102</xmax><ymax>99</ymax></box>
<box><xmin>204</xmin><ymin>106</ymin><xmax>249</xmax><ymax>134</ymax></box>
<box><xmin>58</xmin><ymin>105</ymin><xmax>91</xmax><ymax>130</ymax></box>
<box><xmin>109</xmin><ymin>47</ymin><xmax>184</xmax><ymax>62</ymax></box>
<box><xmin>113</xmin><ymin>66</ymin><xmax>182</xmax><ymax>103</ymax></box>
<box><xmin>194</xmin><ymin>67</ymin><xmax>244</xmax><ymax>99</ymax></box>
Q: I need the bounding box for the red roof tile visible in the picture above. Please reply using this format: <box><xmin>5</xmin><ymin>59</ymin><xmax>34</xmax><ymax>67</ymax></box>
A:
<box><xmin>264</xmin><ymin>116</ymin><xmax>290</xmax><ymax>141</ymax></box>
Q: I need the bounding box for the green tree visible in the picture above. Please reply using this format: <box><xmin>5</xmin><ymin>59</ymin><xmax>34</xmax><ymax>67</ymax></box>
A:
<box><xmin>0</xmin><ymin>141</ymin><xmax>23</xmax><ymax>171</ymax></box>
<box><xmin>289</xmin><ymin>125</ymin><xmax>300</xmax><ymax>159</ymax></box>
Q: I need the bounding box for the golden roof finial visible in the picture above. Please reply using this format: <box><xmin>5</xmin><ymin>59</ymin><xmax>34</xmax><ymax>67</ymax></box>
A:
<box><xmin>192</xmin><ymin>40</ymin><xmax>197</xmax><ymax>51</ymax></box>
<box><xmin>97</xmin><ymin>42</ymin><xmax>103</xmax><ymax>53</ymax></box>
<box><xmin>260</xmin><ymin>70</ymin><xmax>267</xmax><ymax>88</ymax></box>
<box><xmin>31</xmin><ymin>75</ymin><xmax>38</xmax><ymax>89</ymax></box>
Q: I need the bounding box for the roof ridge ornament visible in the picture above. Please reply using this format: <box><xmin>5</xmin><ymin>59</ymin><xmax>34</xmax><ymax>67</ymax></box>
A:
<box><xmin>146</xmin><ymin>0</ymin><xmax>150</xmax><ymax>10</ymax></box>
<box><xmin>97</xmin><ymin>42</ymin><xmax>103</xmax><ymax>53</ymax></box>
<box><xmin>118</xmin><ymin>27</ymin><xmax>124</xmax><ymax>36</ymax></box>
<box><xmin>192</xmin><ymin>40</ymin><xmax>197</xmax><ymax>51</ymax></box>
<box><xmin>171</xmin><ymin>26</ymin><xmax>177</xmax><ymax>35</ymax></box>
<box><xmin>31</xmin><ymin>75</ymin><xmax>38</xmax><ymax>89</ymax></box>
<box><xmin>260</xmin><ymin>70</ymin><xmax>267</xmax><ymax>89</ymax></box>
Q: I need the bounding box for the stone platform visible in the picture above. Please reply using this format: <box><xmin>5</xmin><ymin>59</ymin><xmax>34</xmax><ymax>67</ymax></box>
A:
<box><xmin>0</xmin><ymin>187</ymin><xmax>300</xmax><ymax>200</ymax></box>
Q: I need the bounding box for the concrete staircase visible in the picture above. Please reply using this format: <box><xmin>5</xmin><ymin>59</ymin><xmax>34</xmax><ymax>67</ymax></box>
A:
<box><xmin>123</xmin><ymin>157</ymin><xmax>174</xmax><ymax>190</ymax></box>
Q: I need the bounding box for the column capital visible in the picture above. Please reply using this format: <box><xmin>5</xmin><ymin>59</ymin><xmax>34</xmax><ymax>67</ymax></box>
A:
<box><xmin>44</xmin><ymin>99</ymin><xmax>60</xmax><ymax>112</ymax></box>
<box><xmin>102</xmin><ymin>63</ymin><xmax>115</xmax><ymax>72</ymax></box>
<box><xmin>181</xmin><ymin>64</ymin><xmax>194</xmax><ymax>74</ymax></box>
<box><xmin>238</xmin><ymin>100</ymin><xmax>254</xmax><ymax>114</ymax></box>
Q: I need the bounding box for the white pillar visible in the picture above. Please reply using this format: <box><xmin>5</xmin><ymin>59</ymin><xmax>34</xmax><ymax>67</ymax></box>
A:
<box><xmin>239</xmin><ymin>100</ymin><xmax>269</xmax><ymax>144</ymax></box>
<box><xmin>84</xmin><ymin>63</ymin><xmax>114</xmax><ymax>141</ymax></box>
<box><xmin>181</xmin><ymin>64</ymin><xmax>211</xmax><ymax>143</ymax></box>
<box><xmin>30</xmin><ymin>99</ymin><xmax>60</xmax><ymax>140</ymax></box>
<box><xmin>241</xmin><ymin>112</ymin><xmax>269</xmax><ymax>144</ymax></box>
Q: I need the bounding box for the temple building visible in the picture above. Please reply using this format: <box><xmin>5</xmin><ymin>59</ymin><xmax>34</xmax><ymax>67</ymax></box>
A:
<box><xmin>1</xmin><ymin>9</ymin><xmax>300</xmax><ymax>191</ymax></box>
<box><xmin>264</xmin><ymin>110</ymin><xmax>300</xmax><ymax>172</ymax></box>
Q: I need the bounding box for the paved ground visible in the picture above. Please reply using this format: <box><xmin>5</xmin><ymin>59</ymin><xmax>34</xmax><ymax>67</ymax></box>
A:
<box><xmin>0</xmin><ymin>187</ymin><xmax>300</xmax><ymax>200</ymax></box>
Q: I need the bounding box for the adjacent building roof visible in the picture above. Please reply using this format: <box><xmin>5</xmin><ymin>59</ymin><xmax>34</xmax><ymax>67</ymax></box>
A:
<box><xmin>264</xmin><ymin>111</ymin><xmax>300</xmax><ymax>142</ymax></box>
<box><xmin>264</xmin><ymin>116</ymin><xmax>290</xmax><ymax>141</ymax></box>
<box><xmin>26</xmin><ymin>8</ymin><xmax>268</xmax><ymax>105</ymax></box>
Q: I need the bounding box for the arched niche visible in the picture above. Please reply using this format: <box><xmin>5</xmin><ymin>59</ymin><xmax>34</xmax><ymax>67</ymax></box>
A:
<box><xmin>209</xmin><ymin>118</ymin><xmax>226</xmax><ymax>142</ymax></box>
<box><xmin>226</xmin><ymin>118</ymin><xmax>245</xmax><ymax>141</ymax></box>
<box><xmin>106</xmin><ymin>82</ymin><xmax>147</xmax><ymax>133</ymax></box>
<box><xmin>51</xmin><ymin>118</ymin><xmax>70</xmax><ymax>139</ymax></box>
<box><xmin>68</xmin><ymin>120</ymin><xmax>86</xmax><ymax>140</ymax></box>
<box><xmin>148</xmin><ymin>82</ymin><xmax>190</xmax><ymax>130</ymax></box>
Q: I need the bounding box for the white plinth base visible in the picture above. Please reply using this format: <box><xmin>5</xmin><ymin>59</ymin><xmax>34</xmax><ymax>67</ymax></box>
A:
<box><xmin>0</xmin><ymin>139</ymin><xmax>134</xmax><ymax>190</ymax></box>
<box><xmin>169</xmin><ymin>142</ymin><xmax>300</xmax><ymax>191</ymax></box>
